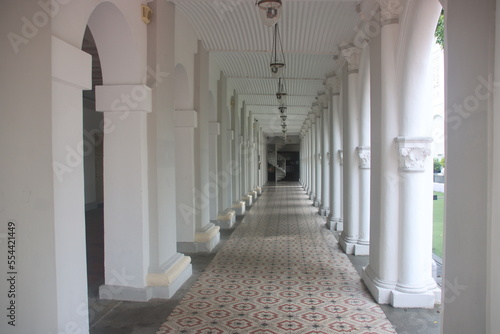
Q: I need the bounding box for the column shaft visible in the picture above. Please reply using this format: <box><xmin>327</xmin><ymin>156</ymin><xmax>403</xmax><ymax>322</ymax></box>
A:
<box><xmin>320</xmin><ymin>96</ymin><xmax>331</xmax><ymax>216</ymax></box>
<box><xmin>339</xmin><ymin>44</ymin><xmax>361</xmax><ymax>254</ymax></box>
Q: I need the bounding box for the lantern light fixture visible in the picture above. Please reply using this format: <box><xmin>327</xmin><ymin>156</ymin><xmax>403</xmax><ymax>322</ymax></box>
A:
<box><xmin>256</xmin><ymin>0</ymin><xmax>282</xmax><ymax>27</ymax></box>
<box><xmin>270</xmin><ymin>23</ymin><xmax>285</xmax><ymax>78</ymax></box>
<box><xmin>276</xmin><ymin>77</ymin><xmax>287</xmax><ymax>104</ymax></box>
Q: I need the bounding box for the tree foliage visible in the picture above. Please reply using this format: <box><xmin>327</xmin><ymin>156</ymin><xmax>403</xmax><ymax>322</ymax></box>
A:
<box><xmin>435</xmin><ymin>10</ymin><xmax>444</xmax><ymax>48</ymax></box>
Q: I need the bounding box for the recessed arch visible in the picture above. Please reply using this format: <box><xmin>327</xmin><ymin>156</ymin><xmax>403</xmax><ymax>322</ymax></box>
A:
<box><xmin>87</xmin><ymin>2</ymin><xmax>142</xmax><ymax>84</ymax></box>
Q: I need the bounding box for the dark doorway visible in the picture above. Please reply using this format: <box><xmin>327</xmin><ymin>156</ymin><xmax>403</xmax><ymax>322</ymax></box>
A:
<box><xmin>278</xmin><ymin>151</ymin><xmax>300</xmax><ymax>181</ymax></box>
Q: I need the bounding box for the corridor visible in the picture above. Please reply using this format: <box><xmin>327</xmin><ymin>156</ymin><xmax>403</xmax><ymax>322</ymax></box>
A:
<box><xmin>157</xmin><ymin>183</ymin><xmax>395</xmax><ymax>333</ymax></box>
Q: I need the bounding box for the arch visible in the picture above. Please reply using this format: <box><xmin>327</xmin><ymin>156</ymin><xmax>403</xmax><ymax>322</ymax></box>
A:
<box><xmin>87</xmin><ymin>2</ymin><xmax>142</xmax><ymax>84</ymax></box>
<box><xmin>174</xmin><ymin>64</ymin><xmax>193</xmax><ymax>110</ymax></box>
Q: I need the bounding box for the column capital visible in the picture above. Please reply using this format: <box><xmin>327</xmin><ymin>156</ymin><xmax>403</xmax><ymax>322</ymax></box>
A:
<box><xmin>308</xmin><ymin>112</ymin><xmax>316</xmax><ymax>124</ymax></box>
<box><xmin>377</xmin><ymin>0</ymin><xmax>401</xmax><ymax>26</ymax></box>
<box><xmin>357</xmin><ymin>146</ymin><xmax>371</xmax><ymax>169</ymax></box>
<box><xmin>394</xmin><ymin>137</ymin><xmax>433</xmax><ymax>172</ymax></box>
<box><xmin>317</xmin><ymin>91</ymin><xmax>329</xmax><ymax>107</ymax></box>
<box><xmin>339</xmin><ymin>43</ymin><xmax>362</xmax><ymax>74</ymax></box>
<box><xmin>325</xmin><ymin>74</ymin><xmax>341</xmax><ymax>96</ymax></box>
<box><xmin>312</xmin><ymin>102</ymin><xmax>321</xmax><ymax>114</ymax></box>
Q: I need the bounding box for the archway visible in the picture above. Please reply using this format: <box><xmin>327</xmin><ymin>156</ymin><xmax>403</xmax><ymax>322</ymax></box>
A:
<box><xmin>84</xmin><ymin>0</ymin><xmax>151</xmax><ymax>305</ymax></box>
<box><xmin>82</xmin><ymin>26</ymin><xmax>105</xmax><ymax>303</ymax></box>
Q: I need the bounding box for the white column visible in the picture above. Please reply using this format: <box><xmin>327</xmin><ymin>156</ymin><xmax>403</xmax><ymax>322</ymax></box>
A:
<box><xmin>96</xmin><ymin>84</ymin><xmax>152</xmax><ymax>300</ymax></box>
<box><xmin>300</xmin><ymin>133</ymin><xmax>305</xmax><ymax>185</ymax></box>
<box><xmin>146</xmin><ymin>0</ymin><xmax>192</xmax><ymax>300</ymax></box>
<box><xmin>362</xmin><ymin>0</ymin><xmax>401</xmax><ymax>302</ymax></box>
<box><xmin>339</xmin><ymin>43</ymin><xmax>361</xmax><ymax>254</ymax></box>
<box><xmin>188</xmin><ymin>41</ymin><xmax>220</xmax><ymax>253</ymax></box>
<box><xmin>356</xmin><ymin>41</ymin><xmax>371</xmax><ymax>256</ymax></box>
<box><xmin>393</xmin><ymin>138</ymin><xmax>435</xmax><ymax>307</ymax></box>
<box><xmin>304</xmin><ymin>127</ymin><xmax>309</xmax><ymax>190</ymax></box>
<box><xmin>208</xmin><ymin>121</ymin><xmax>220</xmax><ymax>221</ymax></box>
<box><xmin>50</xmin><ymin>36</ymin><xmax>92</xmax><ymax>329</ymax></box>
<box><xmin>326</xmin><ymin>75</ymin><xmax>343</xmax><ymax>231</ymax></box>
<box><xmin>174</xmin><ymin>110</ymin><xmax>198</xmax><ymax>247</ymax></box>
<box><xmin>231</xmin><ymin>94</ymin><xmax>245</xmax><ymax>215</ymax></box>
<box><xmin>363</xmin><ymin>0</ymin><xmax>441</xmax><ymax>308</ymax></box>
<box><xmin>319</xmin><ymin>92</ymin><xmax>330</xmax><ymax>216</ymax></box>
<box><xmin>248</xmin><ymin>112</ymin><xmax>258</xmax><ymax>200</ymax></box>
<box><xmin>392</xmin><ymin>0</ymin><xmax>441</xmax><ymax>308</ymax></box>
<box><xmin>309</xmin><ymin>113</ymin><xmax>316</xmax><ymax>200</ymax></box>
<box><xmin>314</xmin><ymin>105</ymin><xmax>322</xmax><ymax>207</ymax></box>
<box><xmin>241</xmin><ymin>103</ymin><xmax>252</xmax><ymax>206</ymax></box>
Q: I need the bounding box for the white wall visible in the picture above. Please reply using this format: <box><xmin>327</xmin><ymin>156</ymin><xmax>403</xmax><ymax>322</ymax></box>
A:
<box><xmin>0</xmin><ymin>3</ymin><xmax>57</xmax><ymax>332</ymax></box>
<box><xmin>443</xmin><ymin>0</ymin><xmax>495</xmax><ymax>333</ymax></box>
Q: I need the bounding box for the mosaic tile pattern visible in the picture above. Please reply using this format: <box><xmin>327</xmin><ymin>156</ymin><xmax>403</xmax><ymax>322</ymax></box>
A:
<box><xmin>157</xmin><ymin>183</ymin><xmax>396</xmax><ymax>334</ymax></box>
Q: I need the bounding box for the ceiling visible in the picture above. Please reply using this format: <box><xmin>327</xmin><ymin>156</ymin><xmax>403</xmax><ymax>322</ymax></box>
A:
<box><xmin>170</xmin><ymin>0</ymin><xmax>377</xmax><ymax>139</ymax></box>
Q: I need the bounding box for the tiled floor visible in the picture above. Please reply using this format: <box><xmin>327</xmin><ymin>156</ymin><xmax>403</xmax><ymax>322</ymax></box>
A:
<box><xmin>157</xmin><ymin>183</ymin><xmax>396</xmax><ymax>333</ymax></box>
<box><xmin>86</xmin><ymin>182</ymin><xmax>441</xmax><ymax>334</ymax></box>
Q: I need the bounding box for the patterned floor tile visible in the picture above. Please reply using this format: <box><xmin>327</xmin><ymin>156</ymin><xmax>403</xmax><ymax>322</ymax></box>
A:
<box><xmin>156</xmin><ymin>183</ymin><xmax>396</xmax><ymax>334</ymax></box>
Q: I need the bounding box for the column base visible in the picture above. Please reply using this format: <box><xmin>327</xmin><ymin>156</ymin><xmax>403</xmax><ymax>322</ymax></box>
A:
<box><xmin>250</xmin><ymin>190</ymin><xmax>258</xmax><ymax>200</ymax></box>
<box><xmin>335</xmin><ymin>219</ymin><xmax>344</xmax><ymax>231</ymax></box>
<box><xmin>391</xmin><ymin>290</ymin><xmax>436</xmax><ymax>309</ymax></box>
<box><xmin>339</xmin><ymin>233</ymin><xmax>358</xmax><ymax>255</ymax></box>
<box><xmin>326</xmin><ymin>216</ymin><xmax>342</xmax><ymax>230</ymax></box>
<box><xmin>256</xmin><ymin>186</ymin><xmax>262</xmax><ymax>195</ymax></box>
<box><xmin>99</xmin><ymin>254</ymin><xmax>192</xmax><ymax>302</ymax></box>
<box><xmin>319</xmin><ymin>206</ymin><xmax>330</xmax><ymax>217</ymax></box>
<box><xmin>215</xmin><ymin>209</ymin><xmax>236</xmax><ymax>229</ymax></box>
<box><xmin>232</xmin><ymin>201</ymin><xmax>246</xmax><ymax>215</ymax></box>
<box><xmin>178</xmin><ymin>223</ymin><xmax>220</xmax><ymax>253</ymax></box>
<box><xmin>354</xmin><ymin>243</ymin><xmax>369</xmax><ymax>256</ymax></box>
<box><xmin>362</xmin><ymin>265</ymin><xmax>396</xmax><ymax>304</ymax></box>
<box><xmin>362</xmin><ymin>266</ymin><xmax>440</xmax><ymax>308</ymax></box>
<box><xmin>309</xmin><ymin>192</ymin><xmax>315</xmax><ymax>201</ymax></box>
<box><xmin>242</xmin><ymin>194</ymin><xmax>253</xmax><ymax>207</ymax></box>
<box><xmin>313</xmin><ymin>199</ymin><xmax>320</xmax><ymax>207</ymax></box>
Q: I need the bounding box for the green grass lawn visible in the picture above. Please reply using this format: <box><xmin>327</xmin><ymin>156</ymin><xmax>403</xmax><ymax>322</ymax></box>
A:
<box><xmin>433</xmin><ymin>191</ymin><xmax>444</xmax><ymax>258</ymax></box>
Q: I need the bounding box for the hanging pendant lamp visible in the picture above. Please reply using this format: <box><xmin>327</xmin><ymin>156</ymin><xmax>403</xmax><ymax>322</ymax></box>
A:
<box><xmin>270</xmin><ymin>23</ymin><xmax>285</xmax><ymax>78</ymax></box>
<box><xmin>276</xmin><ymin>77</ymin><xmax>287</xmax><ymax>104</ymax></box>
<box><xmin>256</xmin><ymin>0</ymin><xmax>282</xmax><ymax>27</ymax></box>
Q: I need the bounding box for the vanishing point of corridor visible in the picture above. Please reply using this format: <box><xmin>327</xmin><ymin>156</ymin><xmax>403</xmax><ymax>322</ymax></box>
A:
<box><xmin>157</xmin><ymin>183</ymin><xmax>395</xmax><ymax>333</ymax></box>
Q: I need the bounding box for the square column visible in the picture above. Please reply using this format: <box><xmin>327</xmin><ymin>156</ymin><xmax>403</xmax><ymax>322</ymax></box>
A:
<box><xmin>190</xmin><ymin>41</ymin><xmax>220</xmax><ymax>253</ymax></box>
<box><xmin>208</xmin><ymin>121</ymin><xmax>220</xmax><ymax>221</ymax></box>
<box><xmin>146</xmin><ymin>0</ymin><xmax>192</xmax><ymax>300</ymax></box>
<box><xmin>95</xmin><ymin>84</ymin><xmax>153</xmax><ymax>300</ymax></box>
